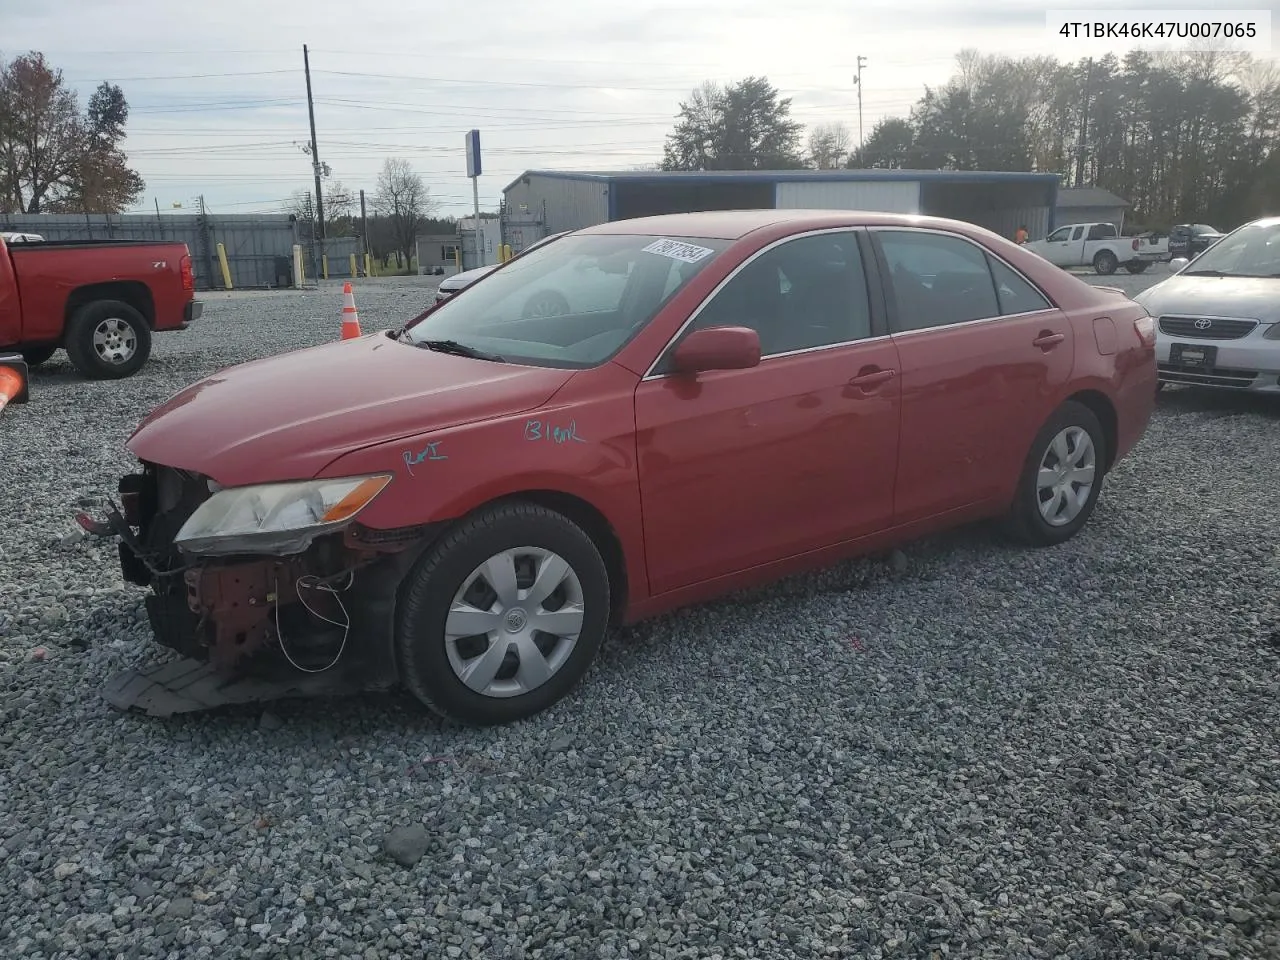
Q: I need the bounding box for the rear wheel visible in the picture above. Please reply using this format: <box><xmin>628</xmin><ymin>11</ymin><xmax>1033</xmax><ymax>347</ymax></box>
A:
<box><xmin>396</xmin><ymin>502</ymin><xmax>610</xmax><ymax>725</ymax></box>
<box><xmin>64</xmin><ymin>300</ymin><xmax>152</xmax><ymax>380</ymax></box>
<box><xmin>1093</xmin><ymin>250</ymin><xmax>1118</xmax><ymax>275</ymax></box>
<box><xmin>1003</xmin><ymin>401</ymin><xmax>1107</xmax><ymax>547</ymax></box>
<box><xmin>1125</xmin><ymin>261</ymin><xmax>1149</xmax><ymax>274</ymax></box>
<box><xmin>19</xmin><ymin>344</ymin><xmax>58</xmax><ymax>367</ymax></box>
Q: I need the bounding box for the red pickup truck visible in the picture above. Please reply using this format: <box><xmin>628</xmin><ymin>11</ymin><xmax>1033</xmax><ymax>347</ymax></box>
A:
<box><xmin>0</xmin><ymin>236</ymin><xmax>203</xmax><ymax>379</ymax></box>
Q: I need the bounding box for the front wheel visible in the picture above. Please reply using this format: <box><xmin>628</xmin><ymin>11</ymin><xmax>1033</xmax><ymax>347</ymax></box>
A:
<box><xmin>64</xmin><ymin>300</ymin><xmax>152</xmax><ymax>379</ymax></box>
<box><xmin>396</xmin><ymin>502</ymin><xmax>611</xmax><ymax>725</ymax></box>
<box><xmin>1003</xmin><ymin>401</ymin><xmax>1108</xmax><ymax>547</ymax></box>
<box><xmin>1093</xmin><ymin>251</ymin><xmax>1118</xmax><ymax>275</ymax></box>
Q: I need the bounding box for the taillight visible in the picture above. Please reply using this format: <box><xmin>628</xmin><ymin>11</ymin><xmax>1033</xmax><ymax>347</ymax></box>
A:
<box><xmin>1134</xmin><ymin>314</ymin><xmax>1156</xmax><ymax>347</ymax></box>
<box><xmin>180</xmin><ymin>253</ymin><xmax>194</xmax><ymax>292</ymax></box>
<box><xmin>1131</xmin><ymin>238</ymin><xmax>1140</xmax><ymax>251</ymax></box>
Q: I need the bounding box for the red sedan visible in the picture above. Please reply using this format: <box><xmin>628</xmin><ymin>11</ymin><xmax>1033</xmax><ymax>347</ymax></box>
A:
<box><xmin>108</xmin><ymin>210</ymin><xmax>1157</xmax><ymax>725</ymax></box>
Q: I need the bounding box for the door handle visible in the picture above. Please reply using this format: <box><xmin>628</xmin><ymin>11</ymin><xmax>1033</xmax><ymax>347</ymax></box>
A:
<box><xmin>849</xmin><ymin>368</ymin><xmax>897</xmax><ymax>388</ymax></box>
<box><xmin>1033</xmin><ymin>332</ymin><xmax>1065</xmax><ymax>349</ymax></box>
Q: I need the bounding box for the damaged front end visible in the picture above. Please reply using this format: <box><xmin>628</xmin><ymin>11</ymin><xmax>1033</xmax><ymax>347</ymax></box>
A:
<box><xmin>98</xmin><ymin>463</ymin><xmax>439</xmax><ymax>711</ymax></box>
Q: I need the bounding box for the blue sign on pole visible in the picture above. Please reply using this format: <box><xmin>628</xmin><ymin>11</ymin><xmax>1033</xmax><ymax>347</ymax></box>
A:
<box><xmin>465</xmin><ymin>129</ymin><xmax>482</xmax><ymax>178</ymax></box>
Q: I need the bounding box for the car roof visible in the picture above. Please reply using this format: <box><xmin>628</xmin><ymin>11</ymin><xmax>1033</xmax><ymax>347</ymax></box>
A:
<box><xmin>576</xmin><ymin>209</ymin><xmax>995</xmax><ymax>241</ymax></box>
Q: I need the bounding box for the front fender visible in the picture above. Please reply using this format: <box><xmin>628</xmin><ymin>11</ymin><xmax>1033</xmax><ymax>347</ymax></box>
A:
<box><xmin>317</xmin><ymin>390</ymin><xmax>650</xmax><ymax>603</ymax></box>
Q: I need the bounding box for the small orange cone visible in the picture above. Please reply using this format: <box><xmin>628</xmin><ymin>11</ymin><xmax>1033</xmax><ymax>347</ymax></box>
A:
<box><xmin>341</xmin><ymin>281</ymin><xmax>362</xmax><ymax>340</ymax></box>
<box><xmin>0</xmin><ymin>359</ymin><xmax>28</xmax><ymax>413</ymax></box>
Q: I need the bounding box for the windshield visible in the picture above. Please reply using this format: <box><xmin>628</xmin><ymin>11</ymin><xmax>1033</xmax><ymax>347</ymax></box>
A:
<box><xmin>1182</xmin><ymin>221</ymin><xmax>1280</xmax><ymax>277</ymax></box>
<box><xmin>404</xmin><ymin>233</ymin><xmax>730</xmax><ymax>367</ymax></box>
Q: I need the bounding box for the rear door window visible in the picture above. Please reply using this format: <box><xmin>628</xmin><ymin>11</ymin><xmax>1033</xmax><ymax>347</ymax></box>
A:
<box><xmin>876</xmin><ymin>230</ymin><xmax>1000</xmax><ymax>331</ymax></box>
<box><xmin>987</xmin><ymin>256</ymin><xmax>1052</xmax><ymax>315</ymax></box>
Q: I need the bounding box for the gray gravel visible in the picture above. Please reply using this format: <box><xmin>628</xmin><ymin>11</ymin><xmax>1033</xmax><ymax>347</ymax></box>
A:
<box><xmin>3</xmin><ymin>271</ymin><xmax>1280</xmax><ymax>959</ymax></box>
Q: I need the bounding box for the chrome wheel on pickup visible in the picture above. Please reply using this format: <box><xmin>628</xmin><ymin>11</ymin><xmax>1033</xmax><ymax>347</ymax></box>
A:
<box><xmin>64</xmin><ymin>299</ymin><xmax>153</xmax><ymax>380</ymax></box>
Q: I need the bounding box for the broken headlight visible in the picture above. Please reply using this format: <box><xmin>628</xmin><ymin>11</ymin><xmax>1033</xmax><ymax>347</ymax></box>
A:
<box><xmin>173</xmin><ymin>474</ymin><xmax>392</xmax><ymax>556</ymax></box>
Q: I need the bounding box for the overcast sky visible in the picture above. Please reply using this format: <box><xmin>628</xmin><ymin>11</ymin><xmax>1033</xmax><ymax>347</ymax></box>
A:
<box><xmin>4</xmin><ymin>0</ymin><xmax>1277</xmax><ymax>217</ymax></box>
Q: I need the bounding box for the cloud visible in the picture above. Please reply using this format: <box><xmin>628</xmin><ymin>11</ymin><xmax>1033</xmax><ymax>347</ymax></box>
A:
<box><xmin>6</xmin><ymin>0</ymin><xmax>1275</xmax><ymax>214</ymax></box>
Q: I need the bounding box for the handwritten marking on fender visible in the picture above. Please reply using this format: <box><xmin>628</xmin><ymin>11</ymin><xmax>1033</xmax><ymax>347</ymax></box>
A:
<box><xmin>524</xmin><ymin>419</ymin><xmax>586</xmax><ymax>444</ymax></box>
<box><xmin>402</xmin><ymin>441</ymin><xmax>447</xmax><ymax>476</ymax></box>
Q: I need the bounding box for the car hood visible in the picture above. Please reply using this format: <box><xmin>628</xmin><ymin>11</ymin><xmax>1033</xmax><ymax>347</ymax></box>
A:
<box><xmin>127</xmin><ymin>333</ymin><xmax>574</xmax><ymax>485</ymax></box>
<box><xmin>1134</xmin><ymin>275</ymin><xmax>1280</xmax><ymax>323</ymax></box>
<box><xmin>440</xmin><ymin>264</ymin><xmax>498</xmax><ymax>289</ymax></box>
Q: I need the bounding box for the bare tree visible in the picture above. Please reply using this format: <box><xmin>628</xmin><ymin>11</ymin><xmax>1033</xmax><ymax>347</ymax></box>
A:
<box><xmin>286</xmin><ymin>181</ymin><xmax>356</xmax><ymax>237</ymax></box>
<box><xmin>374</xmin><ymin>158</ymin><xmax>435</xmax><ymax>267</ymax></box>
<box><xmin>808</xmin><ymin>123</ymin><xmax>852</xmax><ymax>169</ymax></box>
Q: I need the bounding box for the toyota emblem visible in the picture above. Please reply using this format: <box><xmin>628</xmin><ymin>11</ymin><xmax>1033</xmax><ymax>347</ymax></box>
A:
<box><xmin>1194</xmin><ymin>318</ymin><xmax>1212</xmax><ymax>330</ymax></box>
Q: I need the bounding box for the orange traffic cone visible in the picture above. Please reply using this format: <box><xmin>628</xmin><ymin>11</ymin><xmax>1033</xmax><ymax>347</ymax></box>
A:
<box><xmin>0</xmin><ymin>363</ymin><xmax>27</xmax><ymax>413</ymax></box>
<box><xmin>341</xmin><ymin>282</ymin><xmax>362</xmax><ymax>340</ymax></box>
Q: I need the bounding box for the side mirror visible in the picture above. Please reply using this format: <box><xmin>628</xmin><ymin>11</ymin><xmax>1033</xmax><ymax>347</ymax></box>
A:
<box><xmin>672</xmin><ymin>326</ymin><xmax>761</xmax><ymax>375</ymax></box>
<box><xmin>0</xmin><ymin>353</ymin><xmax>30</xmax><ymax>411</ymax></box>
<box><xmin>1168</xmin><ymin>257</ymin><xmax>1190</xmax><ymax>272</ymax></box>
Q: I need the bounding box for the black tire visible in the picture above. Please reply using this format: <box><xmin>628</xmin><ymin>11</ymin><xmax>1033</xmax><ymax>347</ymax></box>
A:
<box><xmin>1093</xmin><ymin>250</ymin><xmax>1118</xmax><ymax>275</ymax></box>
<box><xmin>1003</xmin><ymin>400</ymin><xmax>1108</xmax><ymax>547</ymax></box>
<box><xmin>1125</xmin><ymin>261</ymin><xmax>1149</xmax><ymax>274</ymax></box>
<box><xmin>396</xmin><ymin>501</ymin><xmax>611</xmax><ymax>726</ymax></box>
<box><xmin>19</xmin><ymin>344</ymin><xmax>58</xmax><ymax>367</ymax></box>
<box><xmin>64</xmin><ymin>299</ymin><xmax>152</xmax><ymax>380</ymax></box>
<box><xmin>521</xmin><ymin>289</ymin><xmax>571</xmax><ymax>319</ymax></box>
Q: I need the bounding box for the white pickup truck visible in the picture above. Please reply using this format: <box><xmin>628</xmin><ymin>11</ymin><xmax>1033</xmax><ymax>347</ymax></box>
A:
<box><xmin>1024</xmin><ymin>222</ymin><xmax>1167</xmax><ymax>276</ymax></box>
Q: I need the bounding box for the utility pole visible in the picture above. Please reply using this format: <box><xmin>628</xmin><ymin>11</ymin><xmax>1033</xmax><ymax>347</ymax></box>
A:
<box><xmin>359</xmin><ymin>188</ymin><xmax>368</xmax><ymax>260</ymax></box>
<box><xmin>303</xmin><ymin>44</ymin><xmax>326</xmax><ymax>248</ymax></box>
<box><xmin>1075</xmin><ymin>57</ymin><xmax>1093</xmax><ymax>188</ymax></box>
<box><xmin>855</xmin><ymin>56</ymin><xmax>867</xmax><ymax>151</ymax></box>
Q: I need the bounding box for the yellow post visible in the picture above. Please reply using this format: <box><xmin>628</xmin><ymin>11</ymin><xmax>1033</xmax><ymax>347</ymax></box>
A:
<box><xmin>364</xmin><ymin>253</ymin><xmax>372</xmax><ymax>278</ymax></box>
<box><xmin>322</xmin><ymin>255</ymin><xmax>330</xmax><ymax>280</ymax></box>
<box><xmin>454</xmin><ymin>248</ymin><xmax>461</xmax><ymax>271</ymax></box>
<box><xmin>215</xmin><ymin>242</ymin><xmax>233</xmax><ymax>289</ymax></box>
<box><xmin>350</xmin><ymin>253</ymin><xmax>358</xmax><ymax>277</ymax></box>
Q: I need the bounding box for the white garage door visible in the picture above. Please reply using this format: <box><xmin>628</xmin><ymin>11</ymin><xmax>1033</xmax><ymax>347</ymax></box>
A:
<box><xmin>776</xmin><ymin>180</ymin><xmax>921</xmax><ymax>214</ymax></box>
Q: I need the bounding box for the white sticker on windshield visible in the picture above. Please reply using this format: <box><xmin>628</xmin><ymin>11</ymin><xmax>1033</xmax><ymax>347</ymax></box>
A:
<box><xmin>641</xmin><ymin>238</ymin><xmax>715</xmax><ymax>263</ymax></box>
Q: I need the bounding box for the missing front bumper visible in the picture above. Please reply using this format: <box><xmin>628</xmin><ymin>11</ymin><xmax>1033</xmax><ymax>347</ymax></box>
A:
<box><xmin>103</xmin><ymin>463</ymin><xmax>441</xmax><ymax>711</ymax></box>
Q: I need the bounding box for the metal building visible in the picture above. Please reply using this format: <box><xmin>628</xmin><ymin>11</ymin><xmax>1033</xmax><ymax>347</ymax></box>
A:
<box><xmin>501</xmin><ymin>169</ymin><xmax>1061</xmax><ymax>249</ymax></box>
<box><xmin>1053</xmin><ymin>187</ymin><xmax>1130</xmax><ymax>232</ymax></box>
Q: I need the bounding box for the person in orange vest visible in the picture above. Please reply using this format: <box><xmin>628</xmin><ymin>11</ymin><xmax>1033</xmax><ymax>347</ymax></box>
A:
<box><xmin>1015</xmin><ymin>225</ymin><xmax>1029</xmax><ymax>244</ymax></box>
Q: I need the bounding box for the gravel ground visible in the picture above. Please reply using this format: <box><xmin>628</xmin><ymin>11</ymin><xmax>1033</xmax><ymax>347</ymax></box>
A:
<box><xmin>3</xmin><ymin>271</ymin><xmax>1279</xmax><ymax>960</ymax></box>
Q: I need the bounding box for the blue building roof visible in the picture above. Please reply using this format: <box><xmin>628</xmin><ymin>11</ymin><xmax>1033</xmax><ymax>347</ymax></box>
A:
<box><xmin>504</xmin><ymin>168</ymin><xmax>1061</xmax><ymax>193</ymax></box>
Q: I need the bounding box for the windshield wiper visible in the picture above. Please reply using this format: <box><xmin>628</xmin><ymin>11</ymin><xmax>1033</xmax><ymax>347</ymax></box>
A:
<box><xmin>415</xmin><ymin>339</ymin><xmax>505</xmax><ymax>362</ymax></box>
<box><xmin>1181</xmin><ymin>269</ymin><xmax>1228</xmax><ymax>277</ymax></box>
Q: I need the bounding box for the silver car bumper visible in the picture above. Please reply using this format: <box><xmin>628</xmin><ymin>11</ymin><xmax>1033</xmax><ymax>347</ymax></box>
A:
<box><xmin>1156</xmin><ymin>315</ymin><xmax>1280</xmax><ymax>392</ymax></box>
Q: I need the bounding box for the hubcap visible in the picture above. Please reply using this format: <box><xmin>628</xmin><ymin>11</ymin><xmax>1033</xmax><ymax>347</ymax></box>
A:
<box><xmin>92</xmin><ymin>318</ymin><xmax>137</xmax><ymax>364</ymax></box>
<box><xmin>1036</xmin><ymin>426</ymin><xmax>1096</xmax><ymax>527</ymax></box>
<box><xmin>444</xmin><ymin>547</ymin><xmax>585</xmax><ymax>698</ymax></box>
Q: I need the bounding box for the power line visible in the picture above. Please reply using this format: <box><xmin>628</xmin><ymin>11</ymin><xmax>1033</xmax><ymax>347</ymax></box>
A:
<box><xmin>66</xmin><ymin>69</ymin><xmax>299</xmax><ymax>82</ymax></box>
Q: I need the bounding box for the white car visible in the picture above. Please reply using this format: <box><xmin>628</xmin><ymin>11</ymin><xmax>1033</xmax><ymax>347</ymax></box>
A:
<box><xmin>0</xmin><ymin>232</ymin><xmax>44</xmax><ymax>243</ymax></box>
<box><xmin>434</xmin><ymin>232</ymin><xmax>569</xmax><ymax>306</ymax></box>
<box><xmin>1133</xmin><ymin>216</ymin><xmax>1280</xmax><ymax>392</ymax></box>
